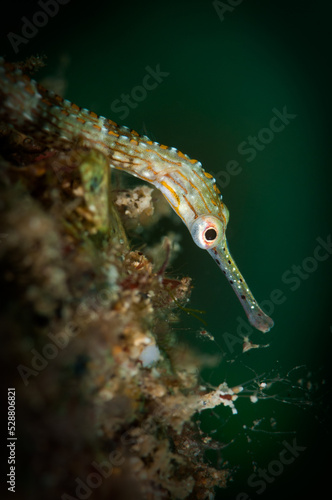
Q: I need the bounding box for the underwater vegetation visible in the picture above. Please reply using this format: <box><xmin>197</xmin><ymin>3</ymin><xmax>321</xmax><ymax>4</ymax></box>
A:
<box><xmin>0</xmin><ymin>57</ymin><xmax>252</xmax><ymax>499</ymax></box>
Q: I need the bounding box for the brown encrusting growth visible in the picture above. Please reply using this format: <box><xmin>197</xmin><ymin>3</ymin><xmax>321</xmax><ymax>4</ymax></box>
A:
<box><xmin>0</xmin><ymin>58</ymin><xmax>238</xmax><ymax>500</ymax></box>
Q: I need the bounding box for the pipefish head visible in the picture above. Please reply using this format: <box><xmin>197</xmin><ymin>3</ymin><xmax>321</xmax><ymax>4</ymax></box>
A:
<box><xmin>189</xmin><ymin>210</ymin><xmax>274</xmax><ymax>333</ymax></box>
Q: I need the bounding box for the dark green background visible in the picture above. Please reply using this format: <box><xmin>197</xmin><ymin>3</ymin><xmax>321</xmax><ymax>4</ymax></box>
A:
<box><xmin>1</xmin><ymin>1</ymin><xmax>331</xmax><ymax>498</ymax></box>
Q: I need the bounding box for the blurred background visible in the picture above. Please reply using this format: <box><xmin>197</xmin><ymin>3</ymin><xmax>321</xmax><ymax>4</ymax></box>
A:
<box><xmin>1</xmin><ymin>1</ymin><xmax>331</xmax><ymax>498</ymax></box>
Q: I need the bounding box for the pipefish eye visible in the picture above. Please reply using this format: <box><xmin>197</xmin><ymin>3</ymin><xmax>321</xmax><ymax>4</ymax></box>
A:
<box><xmin>205</xmin><ymin>228</ymin><xmax>217</xmax><ymax>241</ymax></box>
<box><xmin>190</xmin><ymin>215</ymin><xmax>224</xmax><ymax>250</ymax></box>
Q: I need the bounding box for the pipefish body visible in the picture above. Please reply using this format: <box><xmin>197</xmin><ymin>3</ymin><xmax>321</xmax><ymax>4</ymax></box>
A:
<box><xmin>0</xmin><ymin>58</ymin><xmax>274</xmax><ymax>332</ymax></box>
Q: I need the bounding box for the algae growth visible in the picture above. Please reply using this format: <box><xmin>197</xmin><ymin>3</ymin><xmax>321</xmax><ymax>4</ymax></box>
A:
<box><xmin>0</xmin><ymin>62</ymin><xmax>241</xmax><ymax>499</ymax></box>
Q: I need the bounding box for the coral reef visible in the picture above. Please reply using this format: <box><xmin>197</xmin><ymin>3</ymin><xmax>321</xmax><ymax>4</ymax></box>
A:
<box><xmin>0</xmin><ymin>62</ymin><xmax>239</xmax><ymax>500</ymax></box>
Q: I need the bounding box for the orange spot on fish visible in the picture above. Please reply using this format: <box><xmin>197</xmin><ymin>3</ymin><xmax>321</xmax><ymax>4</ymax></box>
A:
<box><xmin>177</xmin><ymin>151</ymin><xmax>188</xmax><ymax>160</ymax></box>
<box><xmin>203</xmin><ymin>171</ymin><xmax>214</xmax><ymax>179</ymax></box>
<box><xmin>89</xmin><ymin>111</ymin><xmax>98</xmax><ymax>118</ymax></box>
<box><xmin>160</xmin><ymin>144</ymin><xmax>168</xmax><ymax>149</ymax></box>
<box><xmin>108</xmin><ymin>130</ymin><xmax>119</xmax><ymax>137</ymax></box>
<box><xmin>93</xmin><ymin>124</ymin><xmax>101</xmax><ymax>131</ymax></box>
<box><xmin>76</xmin><ymin>117</ymin><xmax>86</xmax><ymax>124</ymax></box>
<box><xmin>71</xmin><ymin>103</ymin><xmax>80</xmax><ymax>111</ymax></box>
<box><xmin>41</xmin><ymin>98</ymin><xmax>53</xmax><ymax>106</ymax></box>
